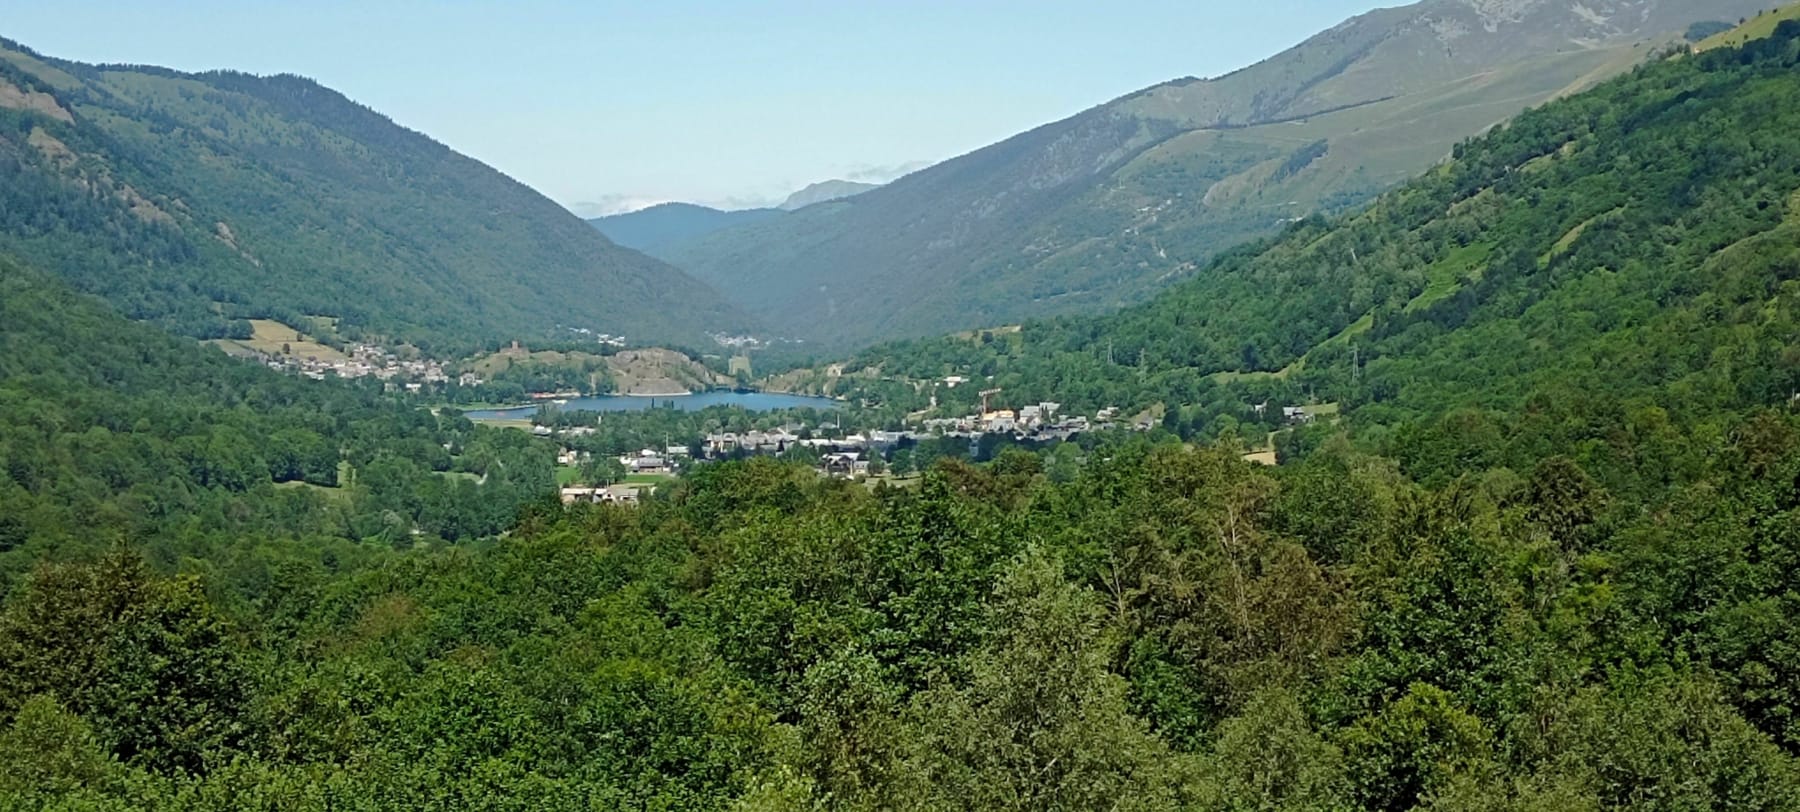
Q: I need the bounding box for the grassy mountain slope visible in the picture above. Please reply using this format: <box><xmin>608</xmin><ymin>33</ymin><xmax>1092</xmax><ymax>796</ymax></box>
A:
<box><xmin>666</xmin><ymin>0</ymin><xmax>1781</xmax><ymax>351</ymax></box>
<box><xmin>811</xmin><ymin>22</ymin><xmax>1800</xmax><ymax>488</ymax></box>
<box><xmin>588</xmin><ymin>202</ymin><xmax>783</xmax><ymax>256</ymax></box>
<box><xmin>1697</xmin><ymin>3</ymin><xmax>1800</xmax><ymax>51</ymax></box>
<box><xmin>0</xmin><ymin>38</ymin><xmax>751</xmax><ymax>354</ymax></box>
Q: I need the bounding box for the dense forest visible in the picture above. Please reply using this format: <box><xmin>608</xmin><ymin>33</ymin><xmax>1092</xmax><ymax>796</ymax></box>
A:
<box><xmin>0</xmin><ymin>38</ymin><xmax>751</xmax><ymax>354</ymax></box>
<box><xmin>6</xmin><ymin>16</ymin><xmax>1800</xmax><ymax>812</ymax></box>
<box><xmin>0</xmin><ymin>258</ymin><xmax>558</xmax><ymax>587</ymax></box>
<box><xmin>7</xmin><ymin>433</ymin><xmax>1800</xmax><ymax>807</ymax></box>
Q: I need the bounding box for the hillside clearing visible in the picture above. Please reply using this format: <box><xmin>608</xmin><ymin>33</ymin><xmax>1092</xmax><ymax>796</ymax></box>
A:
<box><xmin>212</xmin><ymin>319</ymin><xmax>346</xmax><ymax>362</ymax></box>
<box><xmin>1407</xmin><ymin>242</ymin><xmax>1491</xmax><ymax>313</ymax></box>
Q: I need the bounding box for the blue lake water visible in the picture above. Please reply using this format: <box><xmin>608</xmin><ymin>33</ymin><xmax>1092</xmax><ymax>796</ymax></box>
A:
<box><xmin>463</xmin><ymin>391</ymin><xmax>839</xmax><ymax>419</ymax></box>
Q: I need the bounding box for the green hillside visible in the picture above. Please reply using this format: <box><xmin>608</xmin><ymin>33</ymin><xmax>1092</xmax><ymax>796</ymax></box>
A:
<box><xmin>0</xmin><ymin>38</ymin><xmax>751</xmax><ymax>354</ymax></box>
<box><xmin>10</xmin><ymin>26</ymin><xmax>1800</xmax><ymax>807</ymax></box>
<box><xmin>664</xmin><ymin>0</ymin><xmax>1782</xmax><ymax>351</ymax></box>
<box><xmin>0</xmin><ymin>256</ymin><xmax>559</xmax><ymax>569</ymax></box>
<box><xmin>813</xmin><ymin>19</ymin><xmax>1800</xmax><ymax>491</ymax></box>
<box><xmin>1697</xmin><ymin>3</ymin><xmax>1800</xmax><ymax>51</ymax></box>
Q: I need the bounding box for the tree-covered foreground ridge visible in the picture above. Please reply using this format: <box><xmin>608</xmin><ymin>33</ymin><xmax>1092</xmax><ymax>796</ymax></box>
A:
<box><xmin>6</xmin><ymin>21</ymin><xmax>1800</xmax><ymax>812</ymax></box>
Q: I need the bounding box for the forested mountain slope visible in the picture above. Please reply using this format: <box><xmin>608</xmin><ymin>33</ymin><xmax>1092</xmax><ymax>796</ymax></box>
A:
<box><xmin>816</xmin><ymin>21</ymin><xmax>1800</xmax><ymax>489</ymax></box>
<box><xmin>0</xmin><ymin>38</ymin><xmax>751</xmax><ymax>353</ymax></box>
<box><xmin>665</xmin><ymin>0</ymin><xmax>1778</xmax><ymax>350</ymax></box>
<box><xmin>0</xmin><ymin>257</ymin><xmax>556</xmax><ymax>580</ymax></box>
<box><xmin>8</xmin><ymin>26</ymin><xmax>1800</xmax><ymax>807</ymax></box>
<box><xmin>11</xmin><ymin>15</ymin><xmax>1800</xmax><ymax>812</ymax></box>
<box><xmin>11</xmin><ymin>202</ymin><xmax>1800</xmax><ymax>805</ymax></box>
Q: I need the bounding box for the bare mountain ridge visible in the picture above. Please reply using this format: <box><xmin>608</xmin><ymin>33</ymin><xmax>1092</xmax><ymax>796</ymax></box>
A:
<box><xmin>662</xmin><ymin>0</ymin><xmax>1777</xmax><ymax>350</ymax></box>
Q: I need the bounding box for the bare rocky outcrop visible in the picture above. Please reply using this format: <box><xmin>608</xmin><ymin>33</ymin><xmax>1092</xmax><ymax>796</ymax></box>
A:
<box><xmin>0</xmin><ymin>78</ymin><xmax>73</xmax><ymax>123</ymax></box>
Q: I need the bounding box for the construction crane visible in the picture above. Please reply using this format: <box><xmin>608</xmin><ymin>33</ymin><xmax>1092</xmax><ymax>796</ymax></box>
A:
<box><xmin>979</xmin><ymin>388</ymin><xmax>1003</xmax><ymax>414</ymax></box>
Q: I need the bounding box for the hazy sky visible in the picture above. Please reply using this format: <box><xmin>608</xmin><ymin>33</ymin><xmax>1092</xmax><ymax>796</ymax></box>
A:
<box><xmin>7</xmin><ymin>1</ymin><xmax>1387</xmax><ymax>214</ymax></box>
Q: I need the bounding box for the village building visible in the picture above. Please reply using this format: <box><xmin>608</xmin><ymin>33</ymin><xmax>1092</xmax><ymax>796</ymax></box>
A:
<box><xmin>820</xmin><ymin>452</ymin><xmax>870</xmax><ymax>478</ymax></box>
<box><xmin>561</xmin><ymin>484</ymin><xmax>647</xmax><ymax>506</ymax></box>
<box><xmin>625</xmin><ymin>449</ymin><xmax>668</xmax><ymax>473</ymax></box>
<box><xmin>601</xmin><ymin>484</ymin><xmax>641</xmax><ymax>503</ymax></box>
<box><xmin>559</xmin><ymin>487</ymin><xmax>598</xmax><ymax>505</ymax></box>
<box><xmin>868</xmin><ymin>430</ymin><xmax>907</xmax><ymax>451</ymax></box>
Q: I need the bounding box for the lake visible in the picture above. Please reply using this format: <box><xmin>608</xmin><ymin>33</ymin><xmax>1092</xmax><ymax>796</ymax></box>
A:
<box><xmin>462</xmin><ymin>391</ymin><xmax>839</xmax><ymax>420</ymax></box>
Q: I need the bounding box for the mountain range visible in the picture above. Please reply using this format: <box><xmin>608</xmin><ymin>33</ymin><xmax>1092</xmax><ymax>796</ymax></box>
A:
<box><xmin>7</xmin><ymin>9</ymin><xmax>1800</xmax><ymax>807</ymax></box>
<box><xmin>808</xmin><ymin>11</ymin><xmax>1800</xmax><ymax>471</ymax></box>
<box><xmin>588</xmin><ymin>203</ymin><xmax>786</xmax><ymax>257</ymax></box>
<box><xmin>0</xmin><ymin>37</ymin><xmax>751</xmax><ymax>354</ymax></box>
<box><xmin>0</xmin><ymin>2</ymin><xmax>1779</xmax><ymax>360</ymax></box>
<box><xmin>587</xmin><ymin>179</ymin><xmax>880</xmax><ymax>256</ymax></box>
<box><xmin>654</xmin><ymin>0</ymin><xmax>1775</xmax><ymax>351</ymax></box>
<box><xmin>778</xmin><ymin>179</ymin><xmax>879</xmax><ymax>211</ymax></box>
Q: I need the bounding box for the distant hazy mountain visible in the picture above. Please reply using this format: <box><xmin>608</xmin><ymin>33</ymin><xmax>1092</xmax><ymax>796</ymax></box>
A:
<box><xmin>0</xmin><ymin>37</ymin><xmax>752</xmax><ymax>352</ymax></box>
<box><xmin>779</xmin><ymin>180</ymin><xmax>879</xmax><ymax>211</ymax></box>
<box><xmin>663</xmin><ymin>0</ymin><xmax>1779</xmax><ymax>351</ymax></box>
<box><xmin>590</xmin><ymin>203</ymin><xmax>783</xmax><ymax>257</ymax></box>
<box><xmin>589</xmin><ymin>180</ymin><xmax>882</xmax><ymax>258</ymax></box>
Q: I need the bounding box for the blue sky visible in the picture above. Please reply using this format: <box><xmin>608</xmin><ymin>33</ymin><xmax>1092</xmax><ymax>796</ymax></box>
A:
<box><xmin>7</xmin><ymin>1</ymin><xmax>1388</xmax><ymax>213</ymax></box>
